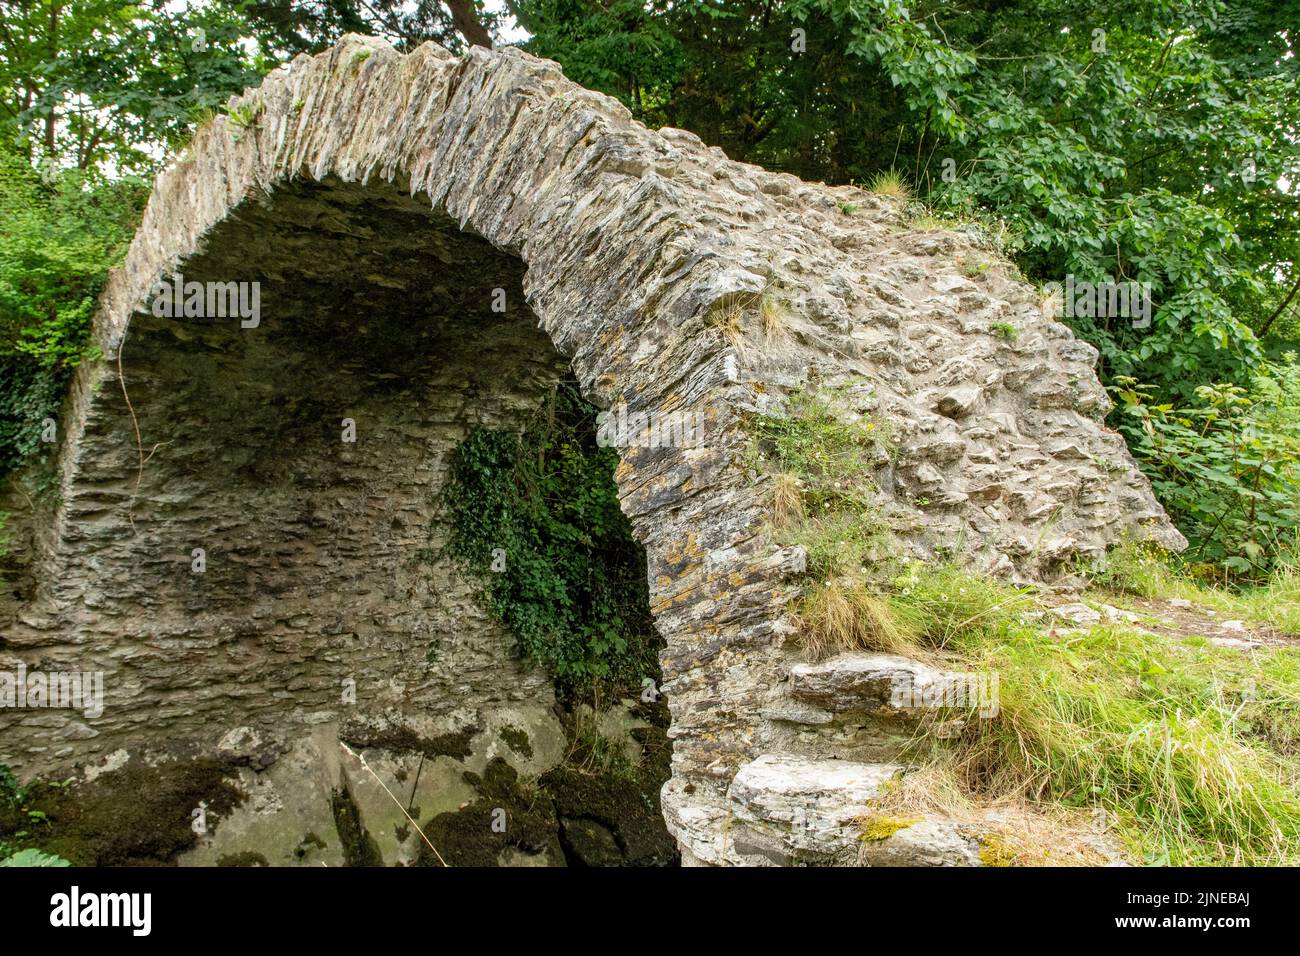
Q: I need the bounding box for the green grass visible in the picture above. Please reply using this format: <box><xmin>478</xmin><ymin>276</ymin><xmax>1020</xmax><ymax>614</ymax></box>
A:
<box><xmin>956</xmin><ymin>621</ymin><xmax>1300</xmax><ymax>865</ymax></box>
<box><xmin>866</xmin><ymin>168</ymin><xmax>911</xmax><ymax>199</ymax></box>
<box><xmin>775</xmin><ymin>552</ymin><xmax>1300</xmax><ymax>865</ymax></box>
<box><xmin>224</xmin><ymin>100</ymin><xmax>262</xmax><ymax>130</ymax></box>
<box><xmin>867</xmin><ymin>561</ymin><xmax>1300</xmax><ymax>865</ymax></box>
<box><xmin>754</xmin><ymin>385</ymin><xmax>1300</xmax><ymax>864</ymax></box>
<box><xmin>1094</xmin><ymin>539</ymin><xmax>1300</xmax><ymax>635</ymax></box>
<box><xmin>891</xmin><ymin>561</ymin><xmax>1034</xmax><ymax>648</ymax></box>
<box><xmin>751</xmin><ymin>383</ymin><xmax>900</xmax><ymax>645</ymax></box>
<box><xmin>785</xmin><ymin>510</ymin><xmax>895</xmax><ymax>582</ymax></box>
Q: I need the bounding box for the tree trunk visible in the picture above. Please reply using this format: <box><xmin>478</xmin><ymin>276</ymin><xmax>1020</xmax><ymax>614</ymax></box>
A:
<box><xmin>443</xmin><ymin>0</ymin><xmax>492</xmax><ymax>49</ymax></box>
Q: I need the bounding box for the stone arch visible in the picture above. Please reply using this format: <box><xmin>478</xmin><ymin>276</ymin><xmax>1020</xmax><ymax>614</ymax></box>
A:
<box><xmin>1</xmin><ymin>35</ymin><xmax>1182</xmax><ymax>865</ymax></box>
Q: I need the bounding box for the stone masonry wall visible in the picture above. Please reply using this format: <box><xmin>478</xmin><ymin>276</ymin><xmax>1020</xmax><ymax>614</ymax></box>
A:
<box><xmin>0</xmin><ymin>178</ymin><xmax>571</xmax><ymax>769</ymax></box>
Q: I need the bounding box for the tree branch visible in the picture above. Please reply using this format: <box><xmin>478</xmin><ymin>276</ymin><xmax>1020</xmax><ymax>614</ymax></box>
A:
<box><xmin>1257</xmin><ymin>273</ymin><xmax>1300</xmax><ymax>338</ymax></box>
<box><xmin>443</xmin><ymin>0</ymin><xmax>491</xmax><ymax>48</ymax></box>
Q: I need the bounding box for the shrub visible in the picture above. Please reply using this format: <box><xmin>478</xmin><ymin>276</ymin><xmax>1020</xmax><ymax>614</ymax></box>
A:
<box><xmin>1111</xmin><ymin>362</ymin><xmax>1300</xmax><ymax>578</ymax></box>
<box><xmin>0</xmin><ymin>151</ymin><xmax>144</xmax><ymax>479</ymax></box>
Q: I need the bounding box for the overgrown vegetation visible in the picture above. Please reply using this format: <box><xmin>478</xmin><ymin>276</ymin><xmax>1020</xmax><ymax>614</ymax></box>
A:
<box><xmin>750</xmin><ymin>383</ymin><xmax>906</xmax><ymax>658</ymax></box>
<box><xmin>519</xmin><ymin>0</ymin><xmax>1300</xmax><ymax>580</ymax></box>
<box><xmin>443</xmin><ymin>379</ymin><xmax>661</xmax><ymax>700</ymax></box>
<box><xmin>1111</xmin><ymin>366</ymin><xmax>1300</xmax><ymax>577</ymax></box>
<box><xmin>1093</xmin><ymin>538</ymin><xmax>1300</xmax><ymax>636</ymax></box>
<box><xmin>0</xmin><ymin>151</ymin><xmax>145</xmax><ymax>479</ymax></box>
<box><xmin>753</xmin><ymin>383</ymin><xmax>1300</xmax><ymax>864</ymax></box>
<box><xmin>841</xmin><ymin>561</ymin><xmax>1300</xmax><ymax>866</ymax></box>
<box><xmin>0</xmin><ymin>765</ymin><xmax>70</xmax><ymax>867</ymax></box>
<box><xmin>752</xmin><ymin>383</ymin><xmax>893</xmax><ymax>577</ymax></box>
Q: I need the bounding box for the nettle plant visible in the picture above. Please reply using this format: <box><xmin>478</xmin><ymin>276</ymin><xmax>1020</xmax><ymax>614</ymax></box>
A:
<box><xmin>1111</xmin><ymin>359</ymin><xmax>1300</xmax><ymax>578</ymax></box>
<box><xmin>443</xmin><ymin>379</ymin><xmax>660</xmax><ymax>700</ymax></box>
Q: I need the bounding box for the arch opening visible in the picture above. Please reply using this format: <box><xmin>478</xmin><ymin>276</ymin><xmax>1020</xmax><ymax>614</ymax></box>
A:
<box><xmin>1</xmin><ymin>175</ymin><xmax>676</xmax><ymax>867</ymax></box>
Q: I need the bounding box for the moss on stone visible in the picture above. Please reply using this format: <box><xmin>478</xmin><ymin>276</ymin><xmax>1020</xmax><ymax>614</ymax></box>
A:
<box><xmin>978</xmin><ymin>833</ymin><xmax>1017</xmax><ymax>867</ymax></box>
<box><xmin>217</xmin><ymin>850</ymin><xmax>269</xmax><ymax>866</ymax></box>
<box><xmin>416</xmin><ymin>700</ymin><xmax>677</xmax><ymax>867</ymax></box>
<box><xmin>294</xmin><ymin>831</ymin><xmax>327</xmax><ymax>861</ymax></box>
<box><xmin>330</xmin><ymin>778</ymin><xmax>383</xmax><ymax>867</ymax></box>
<box><xmin>0</xmin><ymin>757</ymin><xmax>243</xmax><ymax>866</ymax></box>
<box><xmin>539</xmin><ymin>703</ymin><xmax>677</xmax><ymax>867</ymax></box>
<box><xmin>341</xmin><ymin>722</ymin><xmax>479</xmax><ymax>761</ymax></box>
<box><xmin>859</xmin><ymin>814</ymin><xmax>921</xmax><ymax>842</ymax></box>
<box><xmin>416</xmin><ymin>757</ymin><xmax>562</xmax><ymax>867</ymax></box>
<box><xmin>500</xmin><ymin>725</ymin><xmax>533</xmax><ymax>758</ymax></box>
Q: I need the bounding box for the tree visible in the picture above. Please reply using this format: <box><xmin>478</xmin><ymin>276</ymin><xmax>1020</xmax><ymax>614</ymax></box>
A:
<box><xmin>227</xmin><ymin>0</ymin><xmax>497</xmax><ymax>55</ymax></box>
<box><xmin>0</xmin><ymin>1</ymin><xmax>268</xmax><ymax>174</ymax></box>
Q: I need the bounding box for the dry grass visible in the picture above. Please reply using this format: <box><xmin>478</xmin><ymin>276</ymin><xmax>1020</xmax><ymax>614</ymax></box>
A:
<box><xmin>760</xmin><ymin>294</ymin><xmax>791</xmax><ymax>343</ymax></box>
<box><xmin>705</xmin><ymin>292</ymin><xmax>754</xmax><ymax>356</ymax></box>
<box><xmin>770</xmin><ymin>472</ymin><xmax>805</xmax><ymax>529</ymax></box>
<box><xmin>1039</xmin><ymin>286</ymin><xmax>1063</xmax><ymax>319</ymax></box>
<box><xmin>794</xmin><ymin>581</ymin><xmax>915</xmax><ymax>659</ymax></box>
<box><xmin>863</xmin><ymin>762</ymin><xmax>1123</xmax><ymax>866</ymax></box>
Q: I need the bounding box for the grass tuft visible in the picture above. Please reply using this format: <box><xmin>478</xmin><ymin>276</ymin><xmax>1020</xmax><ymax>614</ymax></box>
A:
<box><xmin>760</xmin><ymin>295</ymin><xmax>790</xmax><ymax>343</ymax></box>
<box><xmin>770</xmin><ymin>472</ymin><xmax>805</xmax><ymax>529</ymax></box>
<box><xmin>867</xmin><ymin>169</ymin><xmax>911</xmax><ymax>199</ymax></box>
<box><xmin>1095</xmin><ymin>539</ymin><xmax>1300</xmax><ymax>635</ymax></box>
<box><xmin>891</xmin><ymin>562</ymin><xmax>1034</xmax><ymax>648</ymax></box>
<box><xmin>794</xmin><ymin>581</ymin><xmax>916</xmax><ymax>659</ymax></box>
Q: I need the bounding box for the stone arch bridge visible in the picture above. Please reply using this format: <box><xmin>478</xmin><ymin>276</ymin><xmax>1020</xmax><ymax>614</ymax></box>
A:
<box><xmin>0</xmin><ymin>36</ymin><xmax>1180</xmax><ymax>866</ymax></box>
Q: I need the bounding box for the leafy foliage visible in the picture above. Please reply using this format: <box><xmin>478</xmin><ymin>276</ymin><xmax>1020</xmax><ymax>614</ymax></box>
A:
<box><xmin>1112</xmin><ymin>361</ymin><xmax>1300</xmax><ymax>576</ymax></box>
<box><xmin>1</xmin><ymin>1</ymin><xmax>269</xmax><ymax>174</ymax></box>
<box><xmin>443</xmin><ymin>380</ymin><xmax>660</xmax><ymax>698</ymax></box>
<box><xmin>522</xmin><ymin>0</ymin><xmax>1300</xmax><ymax>573</ymax></box>
<box><xmin>0</xmin><ymin>847</ymin><xmax>70</xmax><ymax>866</ymax></box>
<box><xmin>0</xmin><ymin>764</ymin><xmax>24</xmax><ymax>806</ymax></box>
<box><xmin>0</xmin><ymin>146</ymin><xmax>144</xmax><ymax>476</ymax></box>
<box><xmin>1</xmin><ymin>0</ymin><xmax>1296</xmax><ymax>578</ymax></box>
<box><xmin>525</xmin><ymin>0</ymin><xmax>1298</xmax><ymax>398</ymax></box>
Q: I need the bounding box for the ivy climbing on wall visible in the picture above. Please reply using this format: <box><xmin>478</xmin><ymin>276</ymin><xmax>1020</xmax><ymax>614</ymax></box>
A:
<box><xmin>443</xmin><ymin>378</ymin><xmax>662</xmax><ymax>701</ymax></box>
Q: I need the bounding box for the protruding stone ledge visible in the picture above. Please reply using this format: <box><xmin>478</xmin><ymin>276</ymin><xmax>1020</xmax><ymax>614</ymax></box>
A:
<box><xmin>788</xmin><ymin>653</ymin><xmax>975</xmax><ymax>718</ymax></box>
